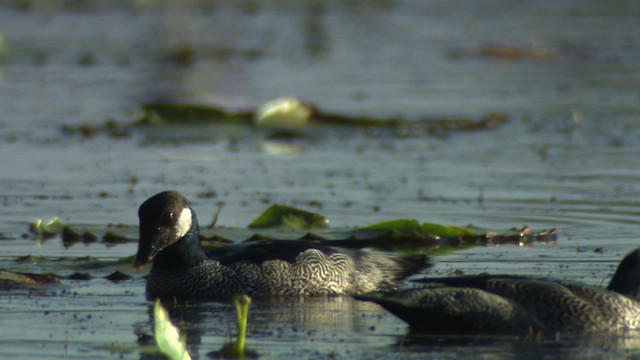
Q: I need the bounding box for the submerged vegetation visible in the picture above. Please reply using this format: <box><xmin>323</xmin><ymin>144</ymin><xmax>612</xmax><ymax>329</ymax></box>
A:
<box><xmin>60</xmin><ymin>97</ymin><xmax>508</xmax><ymax>139</ymax></box>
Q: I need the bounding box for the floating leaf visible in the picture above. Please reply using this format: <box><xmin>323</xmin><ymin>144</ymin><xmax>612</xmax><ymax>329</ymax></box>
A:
<box><xmin>62</xmin><ymin>98</ymin><xmax>508</xmax><ymax>140</ymax></box>
<box><xmin>67</xmin><ymin>272</ymin><xmax>92</xmax><ymax>281</ymax></box>
<box><xmin>336</xmin><ymin>220</ymin><xmax>555</xmax><ymax>253</ymax></box>
<box><xmin>61</xmin><ymin>226</ymin><xmax>81</xmax><ymax>243</ymax></box>
<box><xmin>248</xmin><ymin>204</ymin><xmax>329</xmax><ymax>229</ymax></box>
<box><xmin>138</xmin><ymin>102</ymin><xmax>242</xmax><ymax>125</ymax></box>
<box><xmin>102</xmin><ymin>231</ymin><xmax>131</xmax><ymax>244</ymax></box>
<box><xmin>15</xmin><ymin>254</ymin><xmax>44</xmax><ymax>263</ymax></box>
<box><xmin>154</xmin><ymin>299</ymin><xmax>191</xmax><ymax>360</ymax></box>
<box><xmin>359</xmin><ymin>219</ymin><xmax>478</xmax><ymax>238</ymax></box>
<box><xmin>0</xmin><ymin>271</ymin><xmax>59</xmax><ymax>289</ymax></box>
<box><xmin>425</xmin><ymin>113</ymin><xmax>509</xmax><ymax>136</ymax></box>
<box><xmin>105</xmin><ymin>270</ymin><xmax>132</xmax><ymax>282</ymax></box>
<box><xmin>67</xmin><ymin>255</ymin><xmax>136</xmax><ymax>271</ymax></box>
<box><xmin>29</xmin><ymin>217</ymin><xmax>64</xmax><ymax>238</ymax></box>
<box><xmin>61</xmin><ymin>226</ymin><xmax>99</xmax><ymax>247</ymax></box>
<box><xmin>254</xmin><ymin>97</ymin><xmax>311</xmax><ymax>128</ymax></box>
<box><xmin>485</xmin><ymin>226</ymin><xmax>558</xmax><ymax>246</ymax></box>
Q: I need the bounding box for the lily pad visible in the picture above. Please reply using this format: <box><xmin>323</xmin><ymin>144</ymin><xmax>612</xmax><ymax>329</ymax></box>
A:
<box><xmin>62</xmin><ymin>226</ymin><xmax>98</xmax><ymax>247</ymax></box>
<box><xmin>248</xmin><ymin>205</ymin><xmax>329</xmax><ymax>229</ymax></box>
<box><xmin>330</xmin><ymin>221</ymin><xmax>556</xmax><ymax>253</ymax></box>
<box><xmin>137</xmin><ymin>102</ymin><xmax>244</xmax><ymax>125</ymax></box>
<box><xmin>254</xmin><ymin>96</ymin><xmax>311</xmax><ymax>128</ymax></box>
<box><xmin>102</xmin><ymin>231</ymin><xmax>132</xmax><ymax>245</ymax></box>
<box><xmin>61</xmin><ymin>98</ymin><xmax>508</xmax><ymax>139</ymax></box>
<box><xmin>105</xmin><ymin>270</ymin><xmax>132</xmax><ymax>282</ymax></box>
<box><xmin>359</xmin><ymin>219</ymin><xmax>478</xmax><ymax>238</ymax></box>
<box><xmin>0</xmin><ymin>271</ymin><xmax>59</xmax><ymax>290</ymax></box>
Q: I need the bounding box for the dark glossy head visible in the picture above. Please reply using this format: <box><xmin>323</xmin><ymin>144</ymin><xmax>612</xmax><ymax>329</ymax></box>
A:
<box><xmin>608</xmin><ymin>247</ymin><xmax>640</xmax><ymax>300</ymax></box>
<box><xmin>133</xmin><ymin>191</ymin><xmax>194</xmax><ymax>270</ymax></box>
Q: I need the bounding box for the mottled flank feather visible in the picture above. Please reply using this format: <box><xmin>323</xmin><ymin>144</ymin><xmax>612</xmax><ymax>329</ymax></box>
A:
<box><xmin>134</xmin><ymin>191</ymin><xmax>429</xmax><ymax>301</ymax></box>
<box><xmin>358</xmin><ymin>249</ymin><xmax>640</xmax><ymax>335</ymax></box>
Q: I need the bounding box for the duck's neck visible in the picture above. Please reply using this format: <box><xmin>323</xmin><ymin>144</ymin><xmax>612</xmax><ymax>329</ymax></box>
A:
<box><xmin>152</xmin><ymin>216</ymin><xmax>208</xmax><ymax>270</ymax></box>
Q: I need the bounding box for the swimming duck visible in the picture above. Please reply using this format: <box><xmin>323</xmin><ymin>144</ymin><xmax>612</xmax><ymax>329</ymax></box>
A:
<box><xmin>133</xmin><ymin>191</ymin><xmax>429</xmax><ymax>301</ymax></box>
<box><xmin>357</xmin><ymin>249</ymin><xmax>640</xmax><ymax>335</ymax></box>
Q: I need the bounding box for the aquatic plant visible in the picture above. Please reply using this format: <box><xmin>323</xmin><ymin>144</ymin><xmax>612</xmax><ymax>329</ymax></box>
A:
<box><xmin>248</xmin><ymin>204</ymin><xmax>329</xmax><ymax>229</ymax></box>
<box><xmin>254</xmin><ymin>96</ymin><xmax>311</xmax><ymax>128</ymax></box>
<box><xmin>154</xmin><ymin>299</ymin><xmax>191</xmax><ymax>360</ymax></box>
<box><xmin>233</xmin><ymin>294</ymin><xmax>251</xmax><ymax>356</ymax></box>
<box><xmin>211</xmin><ymin>294</ymin><xmax>258</xmax><ymax>359</ymax></box>
<box><xmin>29</xmin><ymin>217</ymin><xmax>64</xmax><ymax>239</ymax></box>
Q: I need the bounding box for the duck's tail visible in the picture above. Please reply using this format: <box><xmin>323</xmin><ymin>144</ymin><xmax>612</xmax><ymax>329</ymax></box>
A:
<box><xmin>355</xmin><ymin>253</ymin><xmax>430</xmax><ymax>293</ymax></box>
<box><xmin>395</xmin><ymin>254</ymin><xmax>431</xmax><ymax>281</ymax></box>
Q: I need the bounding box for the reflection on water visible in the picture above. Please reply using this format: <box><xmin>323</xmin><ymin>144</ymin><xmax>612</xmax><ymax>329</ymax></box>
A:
<box><xmin>155</xmin><ymin>296</ymin><xmax>387</xmax><ymax>336</ymax></box>
<box><xmin>144</xmin><ymin>296</ymin><xmax>640</xmax><ymax>359</ymax></box>
<box><xmin>147</xmin><ymin>296</ymin><xmax>396</xmax><ymax>359</ymax></box>
<box><xmin>394</xmin><ymin>333</ymin><xmax>640</xmax><ymax>360</ymax></box>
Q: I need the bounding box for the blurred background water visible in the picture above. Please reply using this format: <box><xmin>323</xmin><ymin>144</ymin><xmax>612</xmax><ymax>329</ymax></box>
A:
<box><xmin>1</xmin><ymin>0</ymin><xmax>640</xmax><ymax>358</ymax></box>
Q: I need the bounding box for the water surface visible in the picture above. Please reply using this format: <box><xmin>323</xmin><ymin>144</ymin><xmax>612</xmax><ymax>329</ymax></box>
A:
<box><xmin>1</xmin><ymin>0</ymin><xmax>640</xmax><ymax>358</ymax></box>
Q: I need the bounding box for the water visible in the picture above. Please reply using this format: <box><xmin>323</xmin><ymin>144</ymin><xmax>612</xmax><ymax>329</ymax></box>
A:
<box><xmin>1</xmin><ymin>0</ymin><xmax>640</xmax><ymax>358</ymax></box>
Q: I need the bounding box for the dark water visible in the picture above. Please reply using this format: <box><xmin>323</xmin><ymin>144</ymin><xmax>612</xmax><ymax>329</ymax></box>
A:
<box><xmin>1</xmin><ymin>0</ymin><xmax>640</xmax><ymax>358</ymax></box>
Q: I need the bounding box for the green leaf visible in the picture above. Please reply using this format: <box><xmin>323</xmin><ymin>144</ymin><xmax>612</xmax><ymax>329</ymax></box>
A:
<box><xmin>358</xmin><ymin>219</ymin><xmax>421</xmax><ymax>233</ymax></box>
<box><xmin>254</xmin><ymin>97</ymin><xmax>311</xmax><ymax>128</ymax></box>
<box><xmin>233</xmin><ymin>294</ymin><xmax>251</xmax><ymax>356</ymax></box>
<box><xmin>420</xmin><ymin>221</ymin><xmax>478</xmax><ymax>238</ymax></box>
<box><xmin>0</xmin><ymin>271</ymin><xmax>59</xmax><ymax>289</ymax></box>
<box><xmin>138</xmin><ymin>103</ymin><xmax>241</xmax><ymax>125</ymax></box>
<box><xmin>248</xmin><ymin>204</ymin><xmax>329</xmax><ymax>229</ymax></box>
<box><xmin>29</xmin><ymin>217</ymin><xmax>64</xmax><ymax>237</ymax></box>
<box><xmin>211</xmin><ymin>294</ymin><xmax>259</xmax><ymax>359</ymax></box>
<box><xmin>154</xmin><ymin>299</ymin><xmax>191</xmax><ymax>360</ymax></box>
<box><xmin>359</xmin><ymin>219</ymin><xmax>478</xmax><ymax>238</ymax></box>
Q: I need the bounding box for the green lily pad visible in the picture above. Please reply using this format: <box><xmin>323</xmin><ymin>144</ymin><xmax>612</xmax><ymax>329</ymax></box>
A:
<box><xmin>0</xmin><ymin>271</ymin><xmax>59</xmax><ymax>289</ymax></box>
<box><xmin>335</xmin><ymin>220</ymin><xmax>555</xmax><ymax>254</ymax></box>
<box><xmin>359</xmin><ymin>219</ymin><xmax>478</xmax><ymax>238</ymax></box>
<box><xmin>61</xmin><ymin>97</ymin><xmax>508</xmax><ymax>140</ymax></box>
<box><xmin>248</xmin><ymin>205</ymin><xmax>329</xmax><ymax>229</ymax></box>
<box><xmin>102</xmin><ymin>231</ymin><xmax>132</xmax><ymax>244</ymax></box>
<box><xmin>137</xmin><ymin>102</ymin><xmax>244</xmax><ymax>125</ymax></box>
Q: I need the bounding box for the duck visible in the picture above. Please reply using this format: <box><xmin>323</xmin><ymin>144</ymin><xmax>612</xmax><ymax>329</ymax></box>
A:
<box><xmin>356</xmin><ymin>248</ymin><xmax>640</xmax><ymax>335</ymax></box>
<box><xmin>133</xmin><ymin>191</ymin><xmax>429</xmax><ymax>301</ymax></box>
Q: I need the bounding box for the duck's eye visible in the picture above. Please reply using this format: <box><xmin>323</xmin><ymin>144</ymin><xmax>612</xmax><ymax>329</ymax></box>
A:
<box><xmin>162</xmin><ymin>212</ymin><xmax>175</xmax><ymax>223</ymax></box>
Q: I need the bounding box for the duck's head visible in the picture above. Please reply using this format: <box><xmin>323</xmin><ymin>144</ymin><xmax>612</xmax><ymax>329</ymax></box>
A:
<box><xmin>133</xmin><ymin>191</ymin><xmax>196</xmax><ymax>270</ymax></box>
<box><xmin>608</xmin><ymin>248</ymin><xmax>640</xmax><ymax>300</ymax></box>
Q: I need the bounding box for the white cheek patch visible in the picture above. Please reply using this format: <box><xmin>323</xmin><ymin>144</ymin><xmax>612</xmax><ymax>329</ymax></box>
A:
<box><xmin>174</xmin><ymin>207</ymin><xmax>192</xmax><ymax>239</ymax></box>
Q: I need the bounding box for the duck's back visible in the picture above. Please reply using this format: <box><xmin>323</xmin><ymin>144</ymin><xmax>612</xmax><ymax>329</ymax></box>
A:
<box><xmin>147</xmin><ymin>242</ymin><xmax>427</xmax><ymax>300</ymax></box>
<box><xmin>360</xmin><ymin>277</ymin><xmax>640</xmax><ymax>334</ymax></box>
